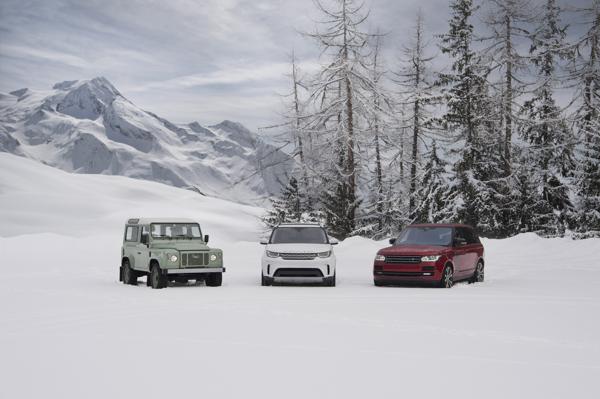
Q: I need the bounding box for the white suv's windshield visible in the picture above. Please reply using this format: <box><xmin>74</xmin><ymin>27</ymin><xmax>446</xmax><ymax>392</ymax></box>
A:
<box><xmin>151</xmin><ymin>223</ymin><xmax>202</xmax><ymax>239</ymax></box>
<box><xmin>270</xmin><ymin>227</ymin><xmax>328</xmax><ymax>244</ymax></box>
<box><xmin>396</xmin><ymin>227</ymin><xmax>453</xmax><ymax>246</ymax></box>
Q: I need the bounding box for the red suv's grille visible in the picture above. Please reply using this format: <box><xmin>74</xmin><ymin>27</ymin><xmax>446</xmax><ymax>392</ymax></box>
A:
<box><xmin>385</xmin><ymin>255</ymin><xmax>421</xmax><ymax>264</ymax></box>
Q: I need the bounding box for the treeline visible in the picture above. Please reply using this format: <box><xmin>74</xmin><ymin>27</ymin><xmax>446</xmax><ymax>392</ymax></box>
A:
<box><xmin>264</xmin><ymin>0</ymin><xmax>600</xmax><ymax>240</ymax></box>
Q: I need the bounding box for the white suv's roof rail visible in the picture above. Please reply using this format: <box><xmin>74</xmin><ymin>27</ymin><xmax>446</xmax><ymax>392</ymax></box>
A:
<box><xmin>276</xmin><ymin>223</ymin><xmax>323</xmax><ymax>228</ymax></box>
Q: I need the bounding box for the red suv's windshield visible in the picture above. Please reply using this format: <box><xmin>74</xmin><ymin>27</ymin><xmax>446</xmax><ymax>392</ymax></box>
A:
<box><xmin>395</xmin><ymin>227</ymin><xmax>453</xmax><ymax>246</ymax></box>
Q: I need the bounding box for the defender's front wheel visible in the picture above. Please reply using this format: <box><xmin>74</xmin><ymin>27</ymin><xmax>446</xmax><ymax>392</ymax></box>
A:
<box><xmin>150</xmin><ymin>264</ymin><xmax>167</xmax><ymax>289</ymax></box>
<box><xmin>122</xmin><ymin>260</ymin><xmax>137</xmax><ymax>285</ymax></box>
<box><xmin>440</xmin><ymin>265</ymin><xmax>454</xmax><ymax>288</ymax></box>
<box><xmin>206</xmin><ymin>272</ymin><xmax>222</xmax><ymax>287</ymax></box>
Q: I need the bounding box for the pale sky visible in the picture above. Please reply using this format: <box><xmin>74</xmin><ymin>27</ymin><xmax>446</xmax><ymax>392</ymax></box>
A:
<box><xmin>0</xmin><ymin>0</ymin><xmax>590</xmax><ymax>131</ymax></box>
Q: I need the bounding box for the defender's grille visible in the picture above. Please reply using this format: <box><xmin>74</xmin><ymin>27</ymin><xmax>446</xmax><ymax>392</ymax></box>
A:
<box><xmin>385</xmin><ymin>255</ymin><xmax>421</xmax><ymax>264</ymax></box>
<box><xmin>280</xmin><ymin>253</ymin><xmax>317</xmax><ymax>261</ymax></box>
<box><xmin>183</xmin><ymin>252</ymin><xmax>209</xmax><ymax>267</ymax></box>
<box><xmin>274</xmin><ymin>268</ymin><xmax>324</xmax><ymax>277</ymax></box>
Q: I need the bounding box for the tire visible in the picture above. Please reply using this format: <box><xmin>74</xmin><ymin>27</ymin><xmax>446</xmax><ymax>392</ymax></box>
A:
<box><xmin>206</xmin><ymin>272</ymin><xmax>223</xmax><ymax>287</ymax></box>
<box><xmin>150</xmin><ymin>264</ymin><xmax>167</xmax><ymax>289</ymax></box>
<box><xmin>261</xmin><ymin>273</ymin><xmax>270</xmax><ymax>287</ymax></box>
<box><xmin>328</xmin><ymin>272</ymin><xmax>336</xmax><ymax>287</ymax></box>
<box><xmin>439</xmin><ymin>265</ymin><xmax>454</xmax><ymax>288</ymax></box>
<box><xmin>122</xmin><ymin>260</ymin><xmax>137</xmax><ymax>285</ymax></box>
<box><xmin>470</xmin><ymin>261</ymin><xmax>484</xmax><ymax>283</ymax></box>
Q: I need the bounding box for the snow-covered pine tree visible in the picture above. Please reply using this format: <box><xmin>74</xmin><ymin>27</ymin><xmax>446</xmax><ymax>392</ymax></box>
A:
<box><xmin>264</xmin><ymin>177</ymin><xmax>304</xmax><ymax>227</ymax></box>
<box><xmin>518</xmin><ymin>0</ymin><xmax>575</xmax><ymax>236</ymax></box>
<box><xmin>436</xmin><ymin>0</ymin><xmax>514</xmax><ymax>236</ymax></box>
<box><xmin>304</xmin><ymin>0</ymin><xmax>377</xmax><ymax>239</ymax></box>
<box><xmin>483</xmin><ymin>0</ymin><xmax>533</xmax><ymax>173</ymax></box>
<box><xmin>412</xmin><ymin>141</ymin><xmax>455</xmax><ymax>223</ymax></box>
<box><xmin>570</xmin><ymin>0</ymin><xmax>600</xmax><ymax>237</ymax></box>
<box><xmin>394</xmin><ymin>11</ymin><xmax>438</xmax><ymax>218</ymax></box>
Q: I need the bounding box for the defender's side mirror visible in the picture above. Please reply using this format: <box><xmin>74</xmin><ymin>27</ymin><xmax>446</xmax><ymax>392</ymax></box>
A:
<box><xmin>141</xmin><ymin>233</ymin><xmax>149</xmax><ymax>245</ymax></box>
<box><xmin>204</xmin><ymin>234</ymin><xmax>209</xmax><ymax>243</ymax></box>
<box><xmin>389</xmin><ymin>238</ymin><xmax>396</xmax><ymax>245</ymax></box>
<box><xmin>259</xmin><ymin>239</ymin><xmax>268</xmax><ymax>245</ymax></box>
<box><xmin>330</xmin><ymin>238</ymin><xmax>339</xmax><ymax>245</ymax></box>
<box><xmin>454</xmin><ymin>237</ymin><xmax>467</xmax><ymax>247</ymax></box>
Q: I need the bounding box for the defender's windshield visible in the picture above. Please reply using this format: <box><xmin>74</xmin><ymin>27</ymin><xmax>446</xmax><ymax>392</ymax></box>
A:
<box><xmin>150</xmin><ymin>223</ymin><xmax>202</xmax><ymax>239</ymax></box>
<box><xmin>395</xmin><ymin>227</ymin><xmax>453</xmax><ymax>246</ymax></box>
<box><xmin>270</xmin><ymin>227</ymin><xmax>328</xmax><ymax>244</ymax></box>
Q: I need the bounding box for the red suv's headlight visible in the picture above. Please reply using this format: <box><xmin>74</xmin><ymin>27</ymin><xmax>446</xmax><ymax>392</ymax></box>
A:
<box><xmin>421</xmin><ymin>255</ymin><xmax>441</xmax><ymax>262</ymax></box>
<box><xmin>375</xmin><ymin>254</ymin><xmax>385</xmax><ymax>262</ymax></box>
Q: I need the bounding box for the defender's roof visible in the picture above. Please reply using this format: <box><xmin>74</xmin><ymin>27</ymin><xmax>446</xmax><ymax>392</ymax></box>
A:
<box><xmin>127</xmin><ymin>218</ymin><xmax>198</xmax><ymax>225</ymax></box>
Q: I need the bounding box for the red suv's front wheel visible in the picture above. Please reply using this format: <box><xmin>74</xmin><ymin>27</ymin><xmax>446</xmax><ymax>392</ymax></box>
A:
<box><xmin>440</xmin><ymin>265</ymin><xmax>453</xmax><ymax>288</ymax></box>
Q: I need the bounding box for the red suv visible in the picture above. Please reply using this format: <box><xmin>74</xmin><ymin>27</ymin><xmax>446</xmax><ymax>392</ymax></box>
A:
<box><xmin>373</xmin><ymin>224</ymin><xmax>484</xmax><ymax>288</ymax></box>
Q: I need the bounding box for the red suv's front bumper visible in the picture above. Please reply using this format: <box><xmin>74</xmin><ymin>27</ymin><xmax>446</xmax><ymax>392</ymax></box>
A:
<box><xmin>373</xmin><ymin>259</ymin><xmax>444</xmax><ymax>284</ymax></box>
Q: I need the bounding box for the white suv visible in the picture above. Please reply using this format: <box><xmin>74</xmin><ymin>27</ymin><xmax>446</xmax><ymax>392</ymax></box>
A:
<box><xmin>260</xmin><ymin>224</ymin><xmax>338</xmax><ymax>286</ymax></box>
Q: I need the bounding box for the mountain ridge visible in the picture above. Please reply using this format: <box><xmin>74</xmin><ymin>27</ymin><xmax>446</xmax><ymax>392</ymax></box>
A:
<box><xmin>0</xmin><ymin>77</ymin><xmax>293</xmax><ymax>205</ymax></box>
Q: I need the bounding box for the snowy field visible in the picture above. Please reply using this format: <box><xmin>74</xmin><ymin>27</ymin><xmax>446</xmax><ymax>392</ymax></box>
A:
<box><xmin>1</xmin><ymin>153</ymin><xmax>599</xmax><ymax>399</ymax></box>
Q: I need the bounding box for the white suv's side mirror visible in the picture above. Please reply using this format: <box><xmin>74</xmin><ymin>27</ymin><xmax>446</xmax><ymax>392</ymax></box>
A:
<box><xmin>259</xmin><ymin>238</ymin><xmax>268</xmax><ymax>245</ymax></box>
<box><xmin>329</xmin><ymin>238</ymin><xmax>339</xmax><ymax>245</ymax></box>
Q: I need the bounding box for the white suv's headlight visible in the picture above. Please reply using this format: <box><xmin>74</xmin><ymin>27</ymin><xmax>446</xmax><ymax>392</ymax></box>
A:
<box><xmin>169</xmin><ymin>254</ymin><xmax>178</xmax><ymax>262</ymax></box>
<box><xmin>318</xmin><ymin>250</ymin><xmax>331</xmax><ymax>258</ymax></box>
<box><xmin>421</xmin><ymin>255</ymin><xmax>441</xmax><ymax>262</ymax></box>
<box><xmin>266</xmin><ymin>250</ymin><xmax>279</xmax><ymax>258</ymax></box>
<box><xmin>375</xmin><ymin>254</ymin><xmax>385</xmax><ymax>262</ymax></box>
<box><xmin>210</xmin><ymin>254</ymin><xmax>217</xmax><ymax>262</ymax></box>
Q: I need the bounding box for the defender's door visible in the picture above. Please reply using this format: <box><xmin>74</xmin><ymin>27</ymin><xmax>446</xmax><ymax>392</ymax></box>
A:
<box><xmin>137</xmin><ymin>225</ymin><xmax>151</xmax><ymax>272</ymax></box>
<box><xmin>123</xmin><ymin>225</ymin><xmax>140</xmax><ymax>269</ymax></box>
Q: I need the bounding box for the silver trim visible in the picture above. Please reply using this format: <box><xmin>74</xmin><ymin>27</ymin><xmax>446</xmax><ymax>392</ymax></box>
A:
<box><xmin>273</xmin><ymin>277</ymin><xmax>324</xmax><ymax>283</ymax></box>
<box><xmin>166</xmin><ymin>267</ymin><xmax>224</xmax><ymax>274</ymax></box>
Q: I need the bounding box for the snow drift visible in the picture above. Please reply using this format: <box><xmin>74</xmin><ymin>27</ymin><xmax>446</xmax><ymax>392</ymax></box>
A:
<box><xmin>0</xmin><ymin>153</ymin><xmax>599</xmax><ymax>399</ymax></box>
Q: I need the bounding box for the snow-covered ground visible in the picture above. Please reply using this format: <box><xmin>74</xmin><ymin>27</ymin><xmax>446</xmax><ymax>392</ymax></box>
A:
<box><xmin>1</xmin><ymin>153</ymin><xmax>599</xmax><ymax>399</ymax></box>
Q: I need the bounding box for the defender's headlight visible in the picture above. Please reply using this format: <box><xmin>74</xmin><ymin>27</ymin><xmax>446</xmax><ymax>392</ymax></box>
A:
<box><xmin>421</xmin><ymin>255</ymin><xmax>441</xmax><ymax>262</ymax></box>
<box><xmin>210</xmin><ymin>254</ymin><xmax>217</xmax><ymax>262</ymax></box>
<box><xmin>169</xmin><ymin>255</ymin><xmax>178</xmax><ymax>262</ymax></box>
<box><xmin>266</xmin><ymin>250</ymin><xmax>279</xmax><ymax>258</ymax></box>
<box><xmin>375</xmin><ymin>254</ymin><xmax>385</xmax><ymax>262</ymax></box>
<box><xmin>318</xmin><ymin>250</ymin><xmax>331</xmax><ymax>258</ymax></box>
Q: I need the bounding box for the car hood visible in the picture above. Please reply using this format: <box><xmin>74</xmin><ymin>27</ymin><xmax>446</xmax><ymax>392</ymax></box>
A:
<box><xmin>150</xmin><ymin>241</ymin><xmax>212</xmax><ymax>251</ymax></box>
<box><xmin>266</xmin><ymin>243</ymin><xmax>332</xmax><ymax>253</ymax></box>
<box><xmin>378</xmin><ymin>244</ymin><xmax>449</xmax><ymax>256</ymax></box>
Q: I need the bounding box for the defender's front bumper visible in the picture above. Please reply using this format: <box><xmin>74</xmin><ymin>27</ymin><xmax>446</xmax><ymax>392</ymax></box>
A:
<box><xmin>166</xmin><ymin>267</ymin><xmax>225</xmax><ymax>274</ymax></box>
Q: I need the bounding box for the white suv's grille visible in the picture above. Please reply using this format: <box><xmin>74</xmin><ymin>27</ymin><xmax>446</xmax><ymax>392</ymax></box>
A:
<box><xmin>280</xmin><ymin>253</ymin><xmax>317</xmax><ymax>261</ymax></box>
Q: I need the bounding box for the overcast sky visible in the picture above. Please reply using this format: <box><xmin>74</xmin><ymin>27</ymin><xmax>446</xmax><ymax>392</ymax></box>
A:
<box><xmin>0</xmin><ymin>0</ymin><xmax>591</xmax><ymax>131</ymax></box>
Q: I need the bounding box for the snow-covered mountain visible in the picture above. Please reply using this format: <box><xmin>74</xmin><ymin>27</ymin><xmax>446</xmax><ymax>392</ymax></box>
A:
<box><xmin>0</xmin><ymin>77</ymin><xmax>293</xmax><ymax>204</ymax></box>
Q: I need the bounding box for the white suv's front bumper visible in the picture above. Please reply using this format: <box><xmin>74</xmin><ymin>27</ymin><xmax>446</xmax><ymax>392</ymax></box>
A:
<box><xmin>261</xmin><ymin>255</ymin><xmax>336</xmax><ymax>283</ymax></box>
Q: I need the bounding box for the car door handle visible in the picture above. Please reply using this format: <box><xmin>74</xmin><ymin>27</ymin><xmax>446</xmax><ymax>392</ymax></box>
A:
<box><xmin>137</xmin><ymin>252</ymin><xmax>142</xmax><ymax>254</ymax></box>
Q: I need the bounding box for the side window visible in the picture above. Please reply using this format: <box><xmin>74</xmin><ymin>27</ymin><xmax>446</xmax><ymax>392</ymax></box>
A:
<box><xmin>461</xmin><ymin>228</ymin><xmax>478</xmax><ymax>244</ymax></box>
<box><xmin>453</xmin><ymin>227</ymin><xmax>465</xmax><ymax>244</ymax></box>
<box><xmin>466</xmin><ymin>228</ymin><xmax>480</xmax><ymax>244</ymax></box>
<box><xmin>125</xmin><ymin>226</ymin><xmax>139</xmax><ymax>242</ymax></box>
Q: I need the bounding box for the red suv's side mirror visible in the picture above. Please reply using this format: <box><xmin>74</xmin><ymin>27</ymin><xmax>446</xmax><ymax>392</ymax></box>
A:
<box><xmin>389</xmin><ymin>238</ymin><xmax>396</xmax><ymax>245</ymax></box>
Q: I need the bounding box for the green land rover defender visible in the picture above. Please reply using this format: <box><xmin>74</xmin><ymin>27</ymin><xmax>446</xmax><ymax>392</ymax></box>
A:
<box><xmin>119</xmin><ymin>218</ymin><xmax>225</xmax><ymax>289</ymax></box>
